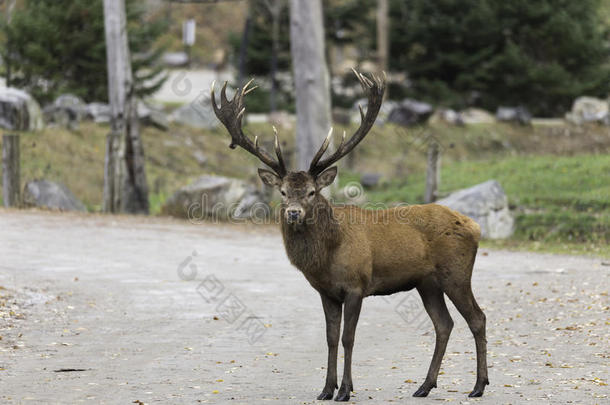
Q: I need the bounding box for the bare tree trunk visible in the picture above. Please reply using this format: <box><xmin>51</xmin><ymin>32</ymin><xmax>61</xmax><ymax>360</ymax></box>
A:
<box><xmin>4</xmin><ymin>0</ymin><xmax>16</xmax><ymax>86</ymax></box>
<box><xmin>237</xmin><ymin>2</ymin><xmax>252</xmax><ymax>88</ymax></box>
<box><xmin>376</xmin><ymin>0</ymin><xmax>389</xmax><ymax>97</ymax></box>
<box><xmin>2</xmin><ymin>134</ymin><xmax>20</xmax><ymax>207</ymax></box>
<box><xmin>424</xmin><ymin>140</ymin><xmax>440</xmax><ymax>203</ymax></box>
<box><xmin>290</xmin><ymin>0</ymin><xmax>331</xmax><ymax>171</ymax></box>
<box><xmin>103</xmin><ymin>0</ymin><xmax>149</xmax><ymax>214</ymax></box>
<box><xmin>269</xmin><ymin>0</ymin><xmax>281</xmax><ymax>113</ymax></box>
<box><xmin>6</xmin><ymin>0</ymin><xmax>16</xmax><ymax>23</ymax></box>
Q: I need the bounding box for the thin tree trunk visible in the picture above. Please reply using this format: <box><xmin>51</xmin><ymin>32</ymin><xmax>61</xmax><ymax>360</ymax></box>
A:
<box><xmin>6</xmin><ymin>0</ymin><xmax>16</xmax><ymax>23</ymax></box>
<box><xmin>4</xmin><ymin>0</ymin><xmax>16</xmax><ymax>86</ymax></box>
<box><xmin>103</xmin><ymin>0</ymin><xmax>148</xmax><ymax>214</ymax></box>
<box><xmin>376</xmin><ymin>0</ymin><xmax>389</xmax><ymax>98</ymax></box>
<box><xmin>237</xmin><ymin>2</ymin><xmax>252</xmax><ymax>88</ymax></box>
<box><xmin>2</xmin><ymin>134</ymin><xmax>20</xmax><ymax>207</ymax></box>
<box><xmin>124</xmin><ymin>93</ymin><xmax>149</xmax><ymax>213</ymax></box>
<box><xmin>289</xmin><ymin>0</ymin><xmax>331</xmax><ymax>171</ymax></box>
<box><xmin>424</xmin><ymin>140</ymin><xmax>440</xmax><ymax>203</ymax></box>
<box><xmin>268</xmin><ymin>0</ymin><xmax>282</xmax><ymax>113</ymax></box>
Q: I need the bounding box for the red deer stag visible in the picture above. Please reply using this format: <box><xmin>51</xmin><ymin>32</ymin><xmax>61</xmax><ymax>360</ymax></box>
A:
<box><xmin>211</xmin><ymin>71</ymin><xmax>488</xmax><ymax>401</ymax></box>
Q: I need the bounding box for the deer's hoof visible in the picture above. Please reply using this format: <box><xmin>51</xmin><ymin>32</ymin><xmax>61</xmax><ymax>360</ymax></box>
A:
<box><xmin>413</xmin><ymin>381</ymin><xmax>436</xmax><ymax>398</ymax></box>
<box><xmin>412</xmin><ymin>386</ymin><xmax>430</xmax><ymax>397</ymax></box>
<box><xmin>317</xmin><ymin>391</ymin><xmax>334</xmax><ymax>400</ymax></box>
<box><xmin>334</xmin><ymin>391</ymin><xmax>350</xmax><ymax>402</ymax></box>
<box><xmin>468</xmin><ymin>388</ymin><xmax>485</xmax><ymax>397</ymax></box>
<box><xmin>468</xmin><ymin>378</ymin><xmax>489</xmax><ymax>397</ymax></box>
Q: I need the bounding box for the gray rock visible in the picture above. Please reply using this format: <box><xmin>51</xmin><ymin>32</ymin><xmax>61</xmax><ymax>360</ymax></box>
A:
<box><xmin>85</xmin><ymin>102</ymin><xmax>111</xmax><ymax>123</ymax></box>
<box><xmin>162</xmin><ymin>52</ymin><xmax>189</xmax><ymax>67</ymax></box>
<box><xmin>170</xmin><ymin>101</ymin><xmax>218</xmax><ymax>129</ymax></box>
<box><xmin>233</xmin><ymin>192</ymin><xmax>269</xmax><ymax>221</ymax></box>
<box><xmin>387</xmin><ymin>99</ymin><xmax>433</xmax><ymax>126</ymax></box>
<box><xmin>162</xmin><ymin>175</ymin><xmax>268</xmax><ymax>221</ymax></box>
<box><xmin>360</xmin><ymin>173</ymin><xmax>382</xmax><ymax>189</ymax></box>
<box><xmin>192</xmin><ymin>150</ymin><xmax>207</xmax><ymax>166</ymax></box>
<box><xmin>23</xmin><ymin>180</ymin><xmax>86</xmax><ymax>212</ymax></box>
<box><xmin>565</xmin><ymin>96</ymin><xmax>609</xmax><ymax>125</ymax></box>
<box><xmin>460</xmin><ymin>108</ymin><xmax>496</xmax><ymax>124</ymax></box>
<box><xmin>429</xmin><ymin>108</ymin><xmax>463</xmax><ymax>126</ymax></box>
<box><xmin>351</xmin><ymin>99</ymin><xmax>398</xmax><ymax>125</ymax></box>
<box><xmin>138</xmin><ymin>101</ymin><xmax>168</xmax><ymax>130</ymax></box>
<box><xmin>436</xmin><ymin>180</ymin><xmax>514</xmax><ymax>239</ymax></box>
<box><xmin>496</xmin><ymin>106</ymin><xmax>532</xmax><ymax>125</ymax></box>
<box><xmin>44</xmin><ymin>94</ymin><xmax>87</xmax><ymax>129</ymax></box>
<box><xmin>0</xmin><ymin>87</ymin><xmax>44</xmax><ymax>131</ymax></box>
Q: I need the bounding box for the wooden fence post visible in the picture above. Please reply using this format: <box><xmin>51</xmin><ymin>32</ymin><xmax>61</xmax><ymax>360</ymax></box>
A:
<box><xmin>2</xmin><ymin>134</ymin><xmax>21</xmax><ymax>207</ymax></box>
<box><xmin>424</xmin><ymin>139</ymin><xmax>440</xmax><ymax>204</ymax></box>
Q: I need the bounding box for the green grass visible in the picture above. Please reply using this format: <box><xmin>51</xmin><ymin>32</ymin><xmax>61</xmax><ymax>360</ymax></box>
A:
<box><xmin>338</xmin><ymin>154</ymin><xmax>610</xmax><ymax>252</ymax></box>
<box><xmin>344</xmin><ymin>154</ymin><xmax>610</xmax><ymax>210</ymax></box>
<box><xmin>480</xmin><ymin>239</ymin><xmax>610</xmax><ymax>259</ymax></box>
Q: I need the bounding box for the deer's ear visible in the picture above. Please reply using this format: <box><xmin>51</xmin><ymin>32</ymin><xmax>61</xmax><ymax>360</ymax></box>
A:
<box><xmin>258</xmin><ymin>168</ymin><xmax>282</xmax><ymax>188</ymax></box>
<box><xmin>315</xmin><ymin>166</ymin><xmax>337</xmax><ymax>189</ymax></box>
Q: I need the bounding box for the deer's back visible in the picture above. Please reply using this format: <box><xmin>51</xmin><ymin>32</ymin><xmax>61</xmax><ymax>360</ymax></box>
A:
<box><xmin>334</xmin><ymin>204</ymin><xmax>481</xmax><ymax>296</ymax></box>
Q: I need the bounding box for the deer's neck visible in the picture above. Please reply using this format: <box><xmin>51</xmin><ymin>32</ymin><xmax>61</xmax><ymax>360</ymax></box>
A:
<box><xmin>280</xmin><ymin>197</ymin><xmax>341</xmax><ymax>275</ymax></box>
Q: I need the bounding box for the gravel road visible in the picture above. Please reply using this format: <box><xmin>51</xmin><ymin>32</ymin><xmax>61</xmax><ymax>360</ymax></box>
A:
<box><xmin>0</xmin><ymin>210</ymin><xmax>608</xmax><ymax>404</ymax></box>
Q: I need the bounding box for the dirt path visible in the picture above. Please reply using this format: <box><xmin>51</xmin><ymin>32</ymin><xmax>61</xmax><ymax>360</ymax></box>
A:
<box><xmin>0</xmin><ymin>210</ymin><xmax>608</xmax><ymax>404</ymax></box>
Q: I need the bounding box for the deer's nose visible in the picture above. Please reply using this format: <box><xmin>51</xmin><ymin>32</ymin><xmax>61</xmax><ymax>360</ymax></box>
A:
<box><xmin>286</xmin><ymin>208</ymin><xmax>302</xmax><ymax>221</ymax></box>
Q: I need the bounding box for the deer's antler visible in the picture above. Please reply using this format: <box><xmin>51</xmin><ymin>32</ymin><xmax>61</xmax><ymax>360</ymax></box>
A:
<box><xmin>309</xmin><ymin>69</ymin><xmax>386</xmax><ymax>176</ymax></box>
<box><xmin>211</xmin><ymin>80</ymin><xmax>287</xmax><ymax>177</ymax></box>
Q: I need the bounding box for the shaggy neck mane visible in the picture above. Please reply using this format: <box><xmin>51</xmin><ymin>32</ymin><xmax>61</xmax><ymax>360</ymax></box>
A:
<box><xmin>280</xmin><ymin>196</ymin><xmax>341</xmax><ymax>273</ymax></box>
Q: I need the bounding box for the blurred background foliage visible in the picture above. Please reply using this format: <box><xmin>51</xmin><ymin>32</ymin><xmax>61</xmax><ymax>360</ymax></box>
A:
<box><xmin>0</xmin><ymin>0</ymin><xmax>168</xmax><ymax>103</ymax></box>
<box><xmin>1</xmin><ymin>0</ymin><xmax>607</xmax><ymax>114</ymax></box>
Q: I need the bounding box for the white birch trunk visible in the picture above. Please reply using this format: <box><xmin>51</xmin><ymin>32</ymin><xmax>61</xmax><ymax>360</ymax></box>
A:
<box><xmin>289</xmin><ymin>0</ymin><xmax>331</xmax><ymax>171</ymax></box>
<box><xmin>103</xmin><ymin>0</ymin><xmax>148</xmax><ymax>214</ymax></box>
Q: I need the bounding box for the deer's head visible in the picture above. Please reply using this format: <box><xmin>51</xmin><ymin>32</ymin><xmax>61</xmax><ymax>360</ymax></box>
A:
<box><xmin>211</xmin><ymin>70</ymin><xmax>386</xmax><ymax>224</ymax></box>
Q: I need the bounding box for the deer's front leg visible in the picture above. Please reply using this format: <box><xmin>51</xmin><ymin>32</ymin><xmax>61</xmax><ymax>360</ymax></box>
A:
<box><xmin>318</xmin><ymin>294</ymin><xmax>342</xmax><ymax>400</ymax></box>
<box><xmin>335</xmin><ymin>293</ymin><xmax>363</xmax><ymax>402</ymax></box>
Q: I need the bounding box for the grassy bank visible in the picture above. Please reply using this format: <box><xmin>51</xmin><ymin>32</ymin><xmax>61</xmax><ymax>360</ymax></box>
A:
<box><xmin>338</xmin><ymin>155</ymin><xmax>610</xmax><ymax>257</ymax></box>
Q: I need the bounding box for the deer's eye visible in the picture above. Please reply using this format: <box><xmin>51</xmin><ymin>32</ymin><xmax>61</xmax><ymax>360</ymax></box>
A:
<box><xmin>280</xmin><ymin>190</ymin><xmax>286</xmax><ymax>197</ymax></box>
<box><xmin>308</xmin><ymin>190</ymin><xmax>315</xmax><ymax>197</ymax></box>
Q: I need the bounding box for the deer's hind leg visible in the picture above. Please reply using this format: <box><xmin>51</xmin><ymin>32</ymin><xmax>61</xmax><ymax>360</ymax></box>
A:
<box><xmin>413</xmin><ymin>281</ymin><xmax>454</xmax><ymax>397</ymax></box>
<box><xmin>443</xmin><ymin>282</ymin><xmax>489</xmax><ymax>397</ymax></box>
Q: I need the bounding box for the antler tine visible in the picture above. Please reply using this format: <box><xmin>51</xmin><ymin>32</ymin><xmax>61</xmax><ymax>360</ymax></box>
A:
<box><xmin>272</xmin><ymin>126</ymin><xmax>287</xmax><ymax>172</ymax></box>
<box><xmin>210</xmin><ymin>80</ymin><xmax>218</xmax><ymax>111</ymax></box>
<box><xmin>238</xmin><ymin>78</ymin><xmax>255</xmax><ymax>104</ymax></box>
<box><xmin>308</xmin><ymin>127</ymin><xmax>334</xmax><ymax>172</ymax></box>
<box><xmin>210</xmin><ymin>80</ymin><xmax>287</xmax><ymax>176</ymax></box>
<box><xmin>309</xmin><ymin>70</ymin><xmax>386</xmax><ymax>176</ymax></box>
<box><xmin>220</xmin><ymin>81</ymin><xmax>229</xmax><ymax>105</ymax></box>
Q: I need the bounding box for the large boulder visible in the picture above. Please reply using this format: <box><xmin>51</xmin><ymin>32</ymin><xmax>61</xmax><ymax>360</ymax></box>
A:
<box><xmin>387</xmin><ymin>99</ymin><xmax>433</xmax><ymax>126</ymax></box>
<box><xmin>428</xmin><ymin>108</ymin><xmax>463</xmax><ymax>126</ymax></box>
<box><xmin>350</xmin><ymin>98</ymin><xmax>398</xmax><ymax>125</ymax></box>
<box><xmin>138</xmin><ymin>101</ymin><xmax>168</xmax><ymax>130</ymax></box>
<box><xmin>85</xmin><ymin>102</ymin><xmax>111</xmax><ymax>123</ymax></box>
<box><xmin>0</xmin><ymin>87</ymin><xmax>44</xmax><ymax>131</ymax></box>
<box><xmin>436</xmin><ymin>180</ymin><xmax>514</xmax><ymax>239</ymax></box>
<box><xmin>496</xmin><ymin>106</ymin><xmax>532</xmax><ymax>125</ymax></box>
<box><xmin>162</xmin><ymin>52</ymin><xmax>189</xmax><ymax>67</ymax></box>
<box><xmin>162</xmin><ymin>175</ymin><xmax>268</xmax><ymax>221</ymax></box>
<box><xmin>43</xmin><ymin>94</ymin><xmax>87</xmax><ymax>129</ymax></box>
<box><xmin>565</xmin><ymin>96</ymin><xmax>609</xmax><ymax>125</ymax></box>
<box><xmin>360</xmin><ymin>173</ymin><xmax>382</xmax><ymax>189</ymax></box>
<box><xmin>23</xmin><ymin>180</ymin><xmax>86</xmax><ymax>212</ymax></box>
<box><xmin>170</xmin><ymin>101</ymin><xmax>218</xmax><ymax>129</ymax></box>
<box><xmin>460</xmin><ymin>108</ymin><xmax>496</xmax><ymax>124</ymax></box>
